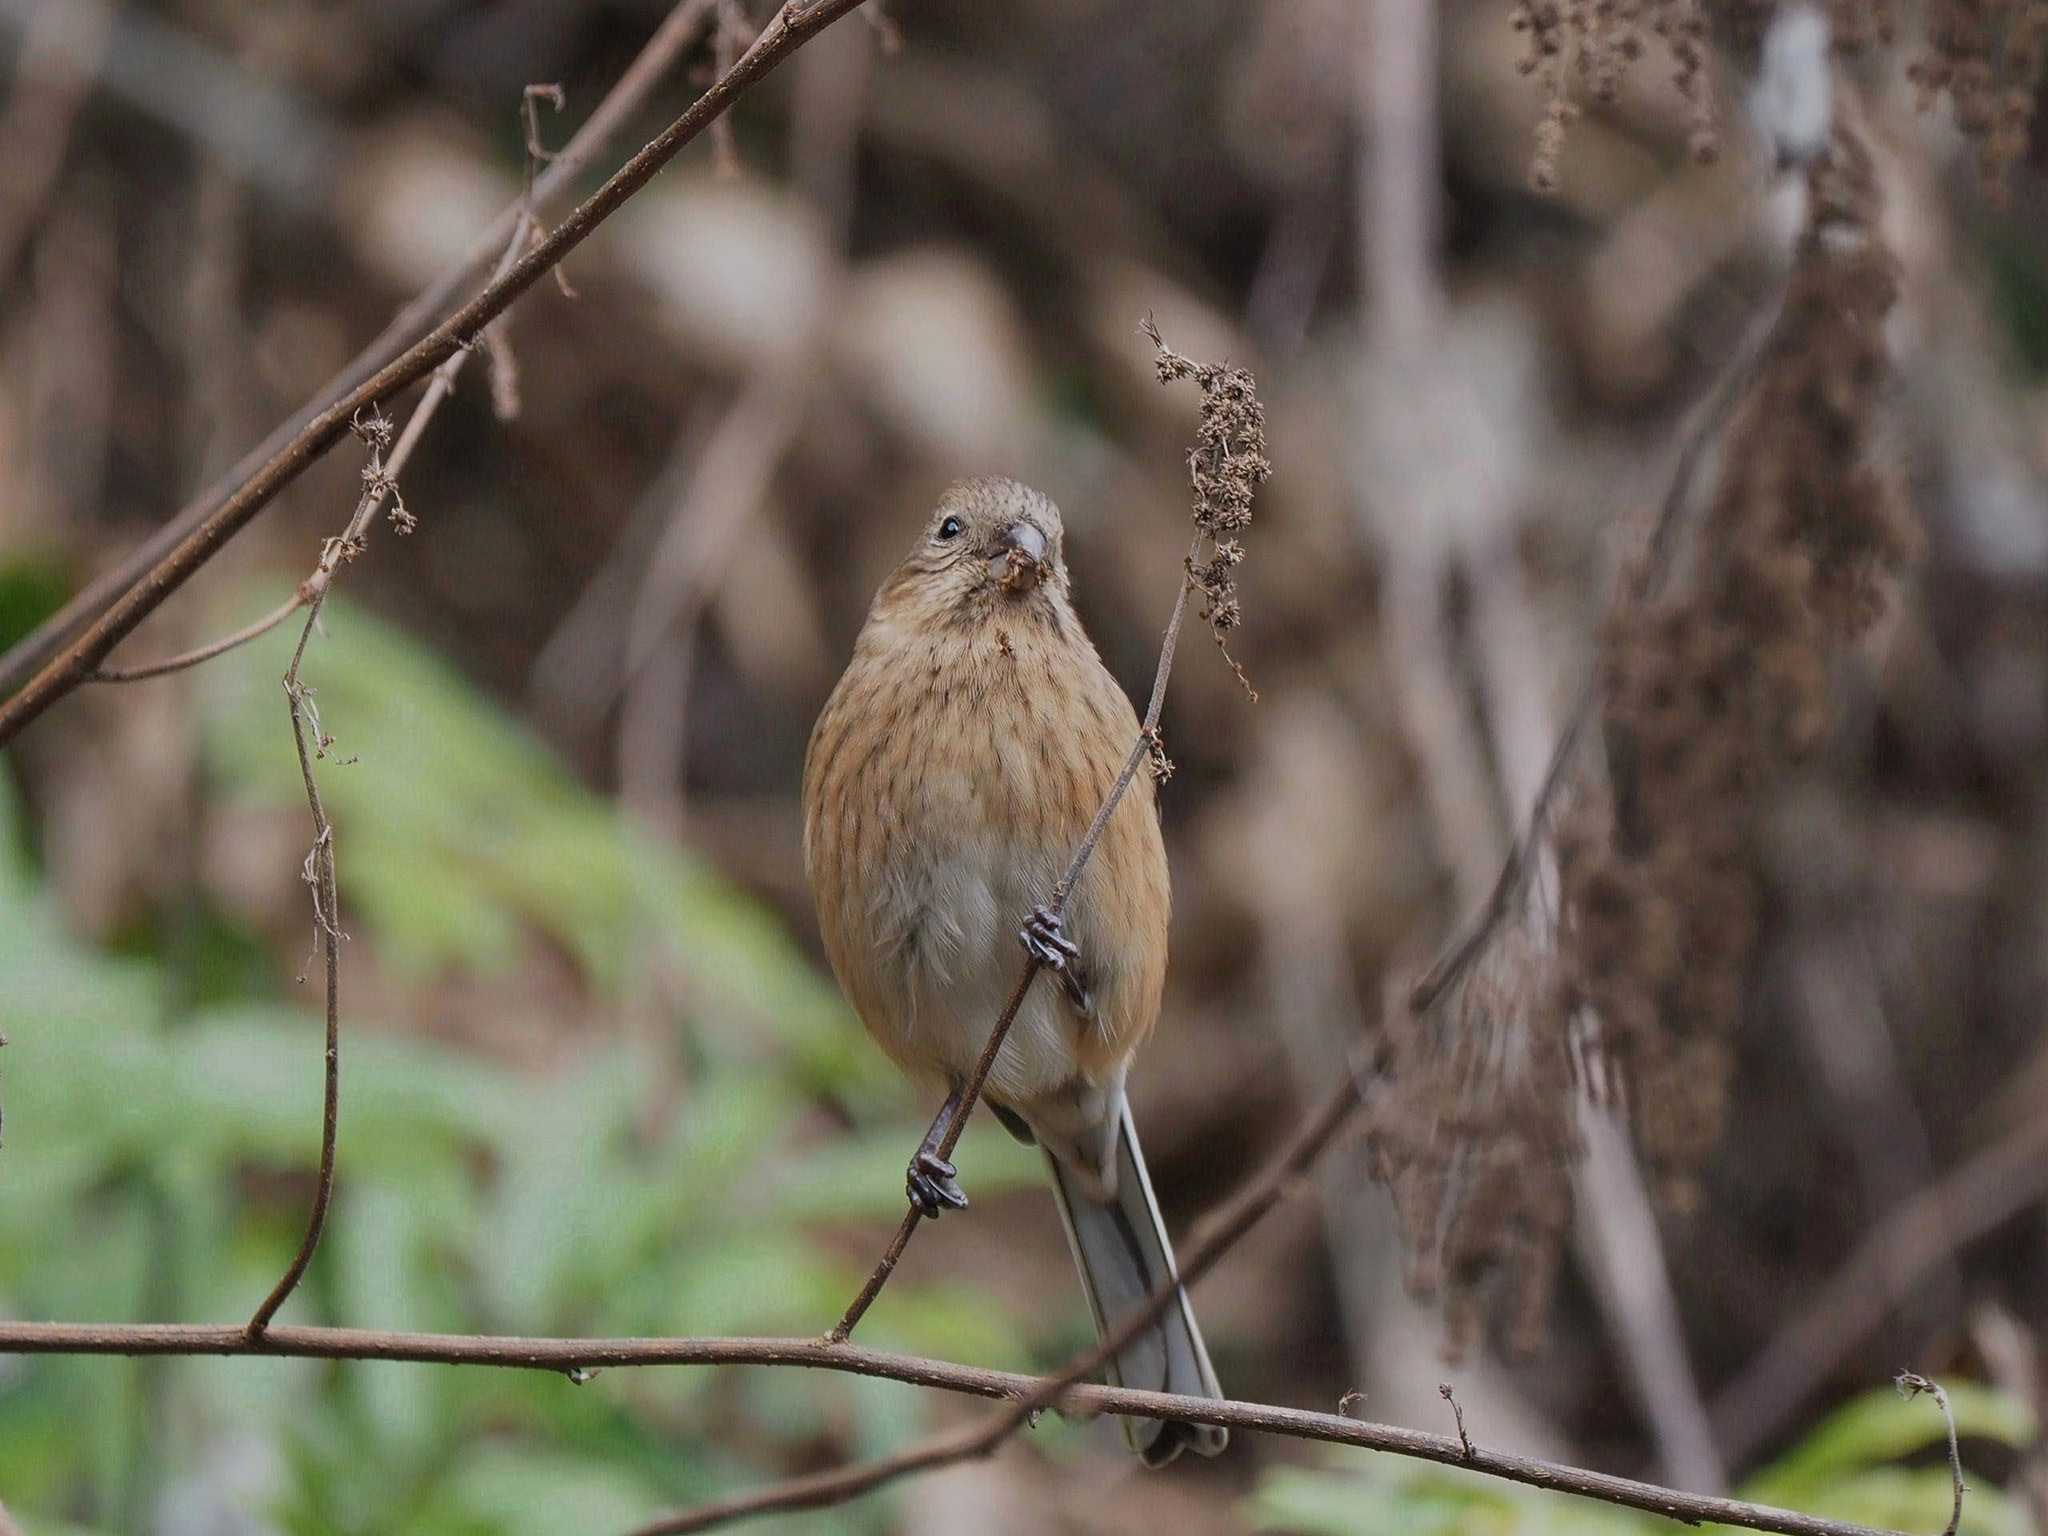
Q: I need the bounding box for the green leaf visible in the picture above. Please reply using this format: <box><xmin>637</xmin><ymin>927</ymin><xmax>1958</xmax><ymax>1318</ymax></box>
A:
<box><xmin>1744</xmin><ymin>1381</ymin><xmax>2037</xmax><ymax>1504</ymax></box>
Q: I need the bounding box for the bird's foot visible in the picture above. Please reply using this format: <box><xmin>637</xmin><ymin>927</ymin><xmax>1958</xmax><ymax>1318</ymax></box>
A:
<box><xmin>1019</xmin><ymin>905</ymin><xmax>1080</xmax><ymax>972</ymax></box>
<box><xmin>907</xmin><ymin>1148</ymin><xmax>968</xmax><ymax>1218</ymax></box>
<box><xmin>1020</xmin><ymin>905</ymin><xmax>1091</xmax><ymax>1011</ymax></box>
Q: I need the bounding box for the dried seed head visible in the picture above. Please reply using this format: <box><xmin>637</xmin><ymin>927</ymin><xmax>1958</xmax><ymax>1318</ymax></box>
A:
<box><xmin>1142</xmin><ymin>316</ymin><xmax>1270</xmax><ymax>701</ymax></box>
<box><xmin>1380</xmin><ymin>121</ymin><xmax>1913</xmax><ymax>1359</ymax></box>
<box><xmin>1518</xmin><ymin>0</ymin><xmax>2043</xmax><ymax>200</ymax></box>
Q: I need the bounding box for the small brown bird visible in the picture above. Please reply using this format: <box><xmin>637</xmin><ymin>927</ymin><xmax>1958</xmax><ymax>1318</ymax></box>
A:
<box><xmin>802</xmin><ymin>477</ymin><xmax>1227</xmax><ymax>1465</ymax></box>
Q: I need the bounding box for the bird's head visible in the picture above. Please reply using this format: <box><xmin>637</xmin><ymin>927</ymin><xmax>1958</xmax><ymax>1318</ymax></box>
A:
<box><xmin>876</xmin><ymin>477</ymin><xmax>1071</xmax><ymax>627</ymax></box>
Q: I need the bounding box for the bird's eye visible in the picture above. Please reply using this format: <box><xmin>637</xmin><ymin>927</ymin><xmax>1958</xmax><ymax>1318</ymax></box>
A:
<box><xmin>935</xmin><ymin>516</ymin><xmax>964</xmax><ymax>542</ymax></box>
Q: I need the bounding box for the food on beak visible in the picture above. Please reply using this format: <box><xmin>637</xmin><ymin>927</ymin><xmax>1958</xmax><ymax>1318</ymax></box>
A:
<box><xmin>992</xmin><ymin>521</ymin><xmax>1049</xmax><ymax>592</ymax></box>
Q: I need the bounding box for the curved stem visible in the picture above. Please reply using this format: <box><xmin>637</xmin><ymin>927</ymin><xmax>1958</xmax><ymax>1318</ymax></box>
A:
<box><xmin>85</xmin><ymin>594</ymin><xmax>306</xmax><ymax>683</ymax></box>
<box><xmin>247</xmin><ymin>599</ymin><xmax>342</xmax><ymax>1336</ymax></box>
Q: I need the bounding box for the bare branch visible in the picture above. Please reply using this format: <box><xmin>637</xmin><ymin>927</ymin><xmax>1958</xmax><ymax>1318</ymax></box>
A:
<box><xmin>0</xmin><ymin>1304</ymin><xmax>1914</xmax><ymax>1536</ymax></box>
<box><xmin>1441</xmin><ymin>1382</ymin><xmax>1473</xmax><ymax>1460</ymax></box>
<box><xmin>0</xmin><ymin>0</ymin><xmax>873</xmax><ymax>746</ymax></box>
<box><xmin>248</xmin><ymin>602</ymin><xmax>344</xmax><ymax>1336</ymax></box>
<box><xmin>0</xmin><ymin>0</ymin><xmax>724</xmax><ymax>706</ymax></box>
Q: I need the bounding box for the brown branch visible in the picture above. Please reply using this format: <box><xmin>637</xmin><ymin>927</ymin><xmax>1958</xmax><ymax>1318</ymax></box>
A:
<box><xmin>1441</xmin><ymin>1381</ymin><xmax>1473</xmax><ymax>1460</ymax></box>
<box><xmin>0</xmin><ymin>1302</ymin><xmax>1913</xmax><ymax>1536</ymax></box>
<box><xmin>0</xmin><ymin>0</ymin><xmax>722</xmax><ymax>707</ymax></box>
<box><xmin>827</xmin><ymin>553</ymin><xmax>1200</xmax><ymax>1344</ymax></box>
<box><xmin>688</xmin><ymin>1066</ymin><xmax>1366</xmax><ymax>1534</ymax></box>
<box><xmin>0</xmin><ymin>1309</ymin><xmax>1917</xmax><ymax>1536</ymax></box>
<box><xmin>0</xmin><ymin>0</ymin><xmax>870</xmax><ymax>746</ymax></box>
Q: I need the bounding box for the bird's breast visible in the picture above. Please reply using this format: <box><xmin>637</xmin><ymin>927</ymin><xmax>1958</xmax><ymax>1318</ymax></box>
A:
<box><xmin>803</xmin><ymin>612</ymin><xmax>1166</xmax><ymax>1095</ymax></box>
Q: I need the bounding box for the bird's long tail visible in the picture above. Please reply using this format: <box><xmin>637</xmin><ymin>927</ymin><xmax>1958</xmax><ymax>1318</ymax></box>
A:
<box><xmin>1045</xmin><ymin>1098</ymin><xmax>1228</xmax><ymax>1466</ymax></box>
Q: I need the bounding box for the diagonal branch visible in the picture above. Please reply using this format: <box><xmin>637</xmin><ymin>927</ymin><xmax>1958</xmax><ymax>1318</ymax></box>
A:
<box><xmin>84</xmin><ymin>595</ymin><xmax>305</xmax><ymax>683</ymax></box>
<box><xmin>0</xmin><ymin>0</ymin><xmax>873</xmax><ymax>748</ymax></box>
<box><xmin>0</xmin><ymin>0</ymin><xmax>723</xmax><ymax>705</ymax></box>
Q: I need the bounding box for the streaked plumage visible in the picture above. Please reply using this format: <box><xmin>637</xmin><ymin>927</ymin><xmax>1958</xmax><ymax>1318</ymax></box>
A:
<box><xmin>801</xmin><ymin>477</ymin><xmax>1226</xmax><ymax>1465</ymax></box>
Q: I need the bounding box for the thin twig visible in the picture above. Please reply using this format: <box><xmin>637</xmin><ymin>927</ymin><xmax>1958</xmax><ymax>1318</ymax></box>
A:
<box><xmin>1441</xmin><ymin>1382</ymin><xmax>1473</xmax><ymax>1460</ymax></box>
<box><xmin>1895</xmin><ymin>1373</ymin><xmax>1965</xmax><ymax>1536</ymax></box>
<box><xmin>247</xmin><ymin>598</ymin><xmax>345</xmax><ymax>1336</ymax></box>
<box><xmin>0</xmin><ymin>1311</ymin><xmax>1916</xmax><ymax>1536</ymax></box>
<box><xmin>827</xmin><ymin>554</ymin><xmax>1200</xmax><ymax>1344</ymax></box>
<box><xmin>651</xmin><ymin>1054</ymin><xmax>1893</xmax><ymax>1535</ymax></box>
<box><xmin>85</xmin><ymin>595</ymin><xmax>306</xmax><ymax>682</ymax></box>
<box><xmin>241</xmin><ymin>87</ymin><xmax>566</xmax><ymax>1328</ymax></box>
<box><xmin>0</xmin><ymin>0</ymin><xmax>870</xmax><ymax>745</ymax></box>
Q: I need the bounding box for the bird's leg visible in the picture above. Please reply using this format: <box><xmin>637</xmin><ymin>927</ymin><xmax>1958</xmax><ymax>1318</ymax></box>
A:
<box><xmin>907</xmin><ymin>1086</ymin><xmax>970</xmax><ymax>1217</ymax></box>
<box><xmin>1020</xmin><ymin>904</ymin><xmax>1090</xmax><ymax>1013</ymax></box>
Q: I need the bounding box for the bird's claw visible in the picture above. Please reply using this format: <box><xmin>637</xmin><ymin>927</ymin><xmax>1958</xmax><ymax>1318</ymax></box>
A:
<box><xmin>1019</xmin><ymin>905</ymin><xmax>1080</xmax><ymax>972</ymax></box>
<box><xmin>907</xmin><ymin>1148</ymin><xmax>968</xmax><ymax>1218</ymax></box>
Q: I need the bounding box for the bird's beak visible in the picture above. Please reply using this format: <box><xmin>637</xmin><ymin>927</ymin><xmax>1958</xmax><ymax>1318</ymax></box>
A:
<box><xmin>991</xmin><ymin>521</ymin><xmax>1049</xmax><ymax>592</ymax></box>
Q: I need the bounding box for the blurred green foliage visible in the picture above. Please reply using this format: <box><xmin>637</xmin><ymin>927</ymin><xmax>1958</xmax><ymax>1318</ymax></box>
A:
<box><xmin>1247</xmin><ymin>1381</ymin><xmax>2040</xmax><ymax>1536</ymax></box>
<box><xmin>0</xmin><ymin>594</ymin><xmax>1043</xmax><ymax>1535</ymax></box>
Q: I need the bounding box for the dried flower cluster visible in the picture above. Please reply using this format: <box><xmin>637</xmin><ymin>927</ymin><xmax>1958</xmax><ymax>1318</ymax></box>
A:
<box><xmin>1377</xmin><ymin>125</ymin><xmax>1913</xmax><ymax>1357</ymax></box>
<box><xmin>1368</xmin><ymin>928</ymin><xmax>1581</xmax><ymax>1361</ymax></box>
<box><xmin>1512</xmin><ymin>0</ymin><xmax>1717</xmax><ymax>190</ymax></box>
<box><xmin>1143</xmin><ymin>316</ymin><xmax>1269</xmax><ymax>702</ymax></box>
<box><xmin>1572</xmin><ymin>127</ymin><xmax>1911</xmax><ymax>1209</ymax></box>
<box><xmin>1517</xmin><ymin>0</ymin><xmax>2047</xmax><ymax>198</ymax></box>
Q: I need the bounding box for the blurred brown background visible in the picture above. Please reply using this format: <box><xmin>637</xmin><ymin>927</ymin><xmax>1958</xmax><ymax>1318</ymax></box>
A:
<box><xmin>2</xmin><ymin>2</ymin><xmax>2048</xmax><ymax>1533</ymax></box>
